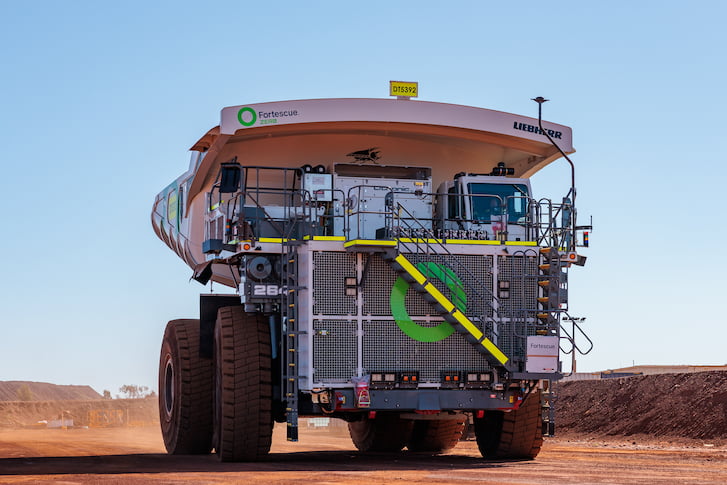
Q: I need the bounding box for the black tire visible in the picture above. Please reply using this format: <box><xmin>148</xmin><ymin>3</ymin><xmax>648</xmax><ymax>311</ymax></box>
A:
<box><xmin>214</xmin><ymin>306</ymin><xmax>273</xmax><ymax>462</ymax></box>
<box><xmin>348</xmin><ymin>413</ymin><xmax>413</xmax><ymax>452</ymax></box>
<box><xmin>407</xmin><ymin>417</ymin><xmax>466</xmax><ymax>452</ymax></box>
<box><xmin>158</xmin><ymin>319</ymin><xmax>213</xmax><ymax>454</ymax></box>
<box><xmin>474</xmin><ymin>390</ymin><xmax>543</xmax><ymax>460</ymax></box>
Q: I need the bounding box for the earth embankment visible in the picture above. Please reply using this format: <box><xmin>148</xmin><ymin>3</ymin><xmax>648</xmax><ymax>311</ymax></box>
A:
<box><xmin>556</xmin><ymin>370</ymin><xmax>727</xmax><ymax>441</ymax></box>
<box><xmin>0</xmin><ymin>381</ymin><xmax>100</xmax><ymax>401</ymax></box>
<box><xmin>0</xmin><ymin>398</ymin><xmax>158</xmax><ymax>428</ymax></box>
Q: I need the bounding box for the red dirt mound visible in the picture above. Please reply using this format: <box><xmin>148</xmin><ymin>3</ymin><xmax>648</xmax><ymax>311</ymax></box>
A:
<box><xmin>0</xmin><ymin>381</ymin><xmax>101</xmax><ymax>401</ymax></box>
<box><xmin>556</xmin><ymin>371</ymin><xmax>727</xmax><ymax>440</ymax></box>
<box><xmin>0</xmin><ymin>398</ymin><xmax>158</xmax><ymax>428</ymax></box>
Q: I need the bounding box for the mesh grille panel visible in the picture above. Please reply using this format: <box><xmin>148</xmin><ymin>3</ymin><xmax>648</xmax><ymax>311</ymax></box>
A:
<box><xmin>362</xmin><ymin>320</ymin><xmax>490</xmax><ymax>381</ymax></box>
<box><xmin>409</xmin><ymin>253</ymin><xmax>494</xmax><ymax>319</ymax></box>
<box><xmin>313</xmin><ymin>320</ymin><xmax>357</xmax><ymax>381</ymax></box>
<box><xmin>495</xmin><ymin>254</ymin><xmax>539</xmax><ymax>360</ymax></box>
<box><xmin>310</xmin><ymin>250</ymin><xmax>538</xmax><ymax>384</ymax></box>
<box><xmin>497</xmin><ymin>322</ymin><xmax>517</xmax><ymax>359</ymax></box>
<box><xmin>497</xmin><ymin>255</ymin><xmax>538</xmax><ymax>315</ymax></box>
<box><xmin>361</xmin><ymin>253</ymin><xmax>493</xmax><ymax>318</ymax></box>
<box><xmin>313</xmin><ymin>251</ymin><xmax>357</xmax><ymax>315</ymax></box>
<box><xmin>496</xmin><ymin>321</ymin><xmax>538</xmax><ymax>360</ymax></box>
<box><xmin>361</xmin><ymin>255</ymin><xmax>397</xmax><ymax>315</ymax></box>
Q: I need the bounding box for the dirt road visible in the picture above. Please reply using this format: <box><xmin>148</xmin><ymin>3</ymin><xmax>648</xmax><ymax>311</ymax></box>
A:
<box><xmin>1</xmin><ymin>425</ymin><xmax>725</xmax><ymax>484</ymax></box>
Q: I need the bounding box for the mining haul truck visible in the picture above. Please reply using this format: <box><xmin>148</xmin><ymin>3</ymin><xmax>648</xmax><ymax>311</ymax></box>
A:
<box><xmin>151</xmin><ymin>97</ymin><xmax>590</xmax><ymax>462</ymax></box>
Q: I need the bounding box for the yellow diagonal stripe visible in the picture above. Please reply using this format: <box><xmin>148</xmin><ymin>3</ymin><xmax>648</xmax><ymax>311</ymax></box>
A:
<box><xmin>393</xmin><ymin>253</ymin><xmax>510</xmax><ymax>367</ymax></box>
<box><xmin>423</xmin><ymin>282</ymin><xmax>455</xmax><ymax>313</ymax></box>
<box><xmin>451</xmin><ymin>310</ymin><xmax>484</xmax><ymax>341</ymax></box>
<box><xmin>394</xmin><ymin>255</ymin><xmax>427</xmax><ymax>285</ymax></box>
<box><xmin>480</xmin><ymin>338</ymin><xmax>509</xmax><ymax>365</ymax></box>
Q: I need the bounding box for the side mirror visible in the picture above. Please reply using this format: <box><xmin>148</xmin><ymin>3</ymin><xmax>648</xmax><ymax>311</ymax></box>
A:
<box><xmin>219</xmin><ymin>160</ymin><xmax>242</xmax><ymax>193</ymax></box>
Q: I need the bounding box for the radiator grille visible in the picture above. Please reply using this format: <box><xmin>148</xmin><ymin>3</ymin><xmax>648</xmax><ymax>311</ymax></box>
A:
<box><xmin>312</xmin><ymin>319</ymin><xmax>357</xmax><ymax>381</ymax></box>
<box><xmin>497</xmin><ymin>255</ymin><xmax>538</xmax><ymax>315</ymax></box>
<box><xmin>495</xmin><ymin>255</ymin><xmax>539</xmax><ymax>359</ymax></box>
<box><xmin>496</xmin><ymin>322</ymin><xmax>538</xmax><ymax>360</ymax></box>
<box><xmin>361</xmin><ymin>255</ymin><xmax>398</xmax><ymax>315</ymax></box>
<box><xmin>362</xmin><ymin>320</ymin><xmax>490</xmax><ymax>382</ymax></box>
<box><xmin>309</xmin><ymin>250</ymin><xmax>541</xmax><ymax>383</ymax></box>
<box><xmin>361</xmin><ymin>253</ymin><xmax>493</xmax><ymax>318</ymax></box>
<box><xmin>312</xmin><ymin>251</ymin><xmax>357</xmax><ymax>315</ymax></box>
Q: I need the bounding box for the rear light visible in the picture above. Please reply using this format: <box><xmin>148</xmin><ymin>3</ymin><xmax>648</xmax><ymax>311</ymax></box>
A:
<box><xmin>465</xmin><ymin>372</ymin><xmax>492</xmax><ymax>388</ymax></box>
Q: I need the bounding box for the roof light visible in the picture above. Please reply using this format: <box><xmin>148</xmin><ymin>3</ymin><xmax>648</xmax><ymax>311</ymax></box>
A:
<box><xmin>490</xmin><ymin>162</ymin><xmax>515</xmax><ymax>176</ymax></box>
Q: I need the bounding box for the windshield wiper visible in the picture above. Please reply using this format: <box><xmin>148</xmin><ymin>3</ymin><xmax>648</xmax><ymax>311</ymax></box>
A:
<box><xmin>511</xmin><ymin>185</ymin><xmax>528</xmax><ymax>196</ymax></box>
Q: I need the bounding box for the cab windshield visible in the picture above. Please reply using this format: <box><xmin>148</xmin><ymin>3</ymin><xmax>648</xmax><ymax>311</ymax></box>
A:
<box><xmin>468</xmin><ymin>183</ymin><xmax>529</xmax><ymax>223</ymax></box>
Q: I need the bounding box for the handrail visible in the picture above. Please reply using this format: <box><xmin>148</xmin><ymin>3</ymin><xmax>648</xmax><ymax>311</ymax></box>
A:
<box><xmin>559</xmin><ymin>312</ymin><xmax>593</xmax><ymax>356</ymax></box>
<box><xmin>390</xmin><ymin>202</ymin><xmax>504</xmax><ymax>345</ymax></box>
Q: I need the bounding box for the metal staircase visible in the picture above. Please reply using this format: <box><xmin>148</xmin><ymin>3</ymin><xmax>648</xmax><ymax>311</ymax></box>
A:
<box><xmin>382</xmin><ymin>250</ymin><xmax>512</xmax><ymax>370</ymax></box>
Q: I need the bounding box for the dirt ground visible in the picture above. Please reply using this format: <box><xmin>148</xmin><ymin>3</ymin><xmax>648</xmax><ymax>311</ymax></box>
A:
<box><xmin>0</xmin><ymin>424</ymin><xmax>725</xmax><ymax>484</ymax></box>
<box><xmin>2</xmin><ymin>373</ymin><xmax>726</xmax><ymax>483</ymax></box>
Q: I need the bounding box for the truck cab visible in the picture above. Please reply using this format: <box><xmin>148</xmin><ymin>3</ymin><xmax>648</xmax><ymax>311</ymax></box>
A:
<box><xmin>436</xmin><ymin>172</ymin><xmax>533</xmax><ymax>242</ymax></box>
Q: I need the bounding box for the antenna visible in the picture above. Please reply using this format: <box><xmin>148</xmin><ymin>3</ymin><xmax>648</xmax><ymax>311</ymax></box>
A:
<box><xmin>533</xmin><ymin>97</ymin><xmax>577</xmax><ymax>247</ymax></box>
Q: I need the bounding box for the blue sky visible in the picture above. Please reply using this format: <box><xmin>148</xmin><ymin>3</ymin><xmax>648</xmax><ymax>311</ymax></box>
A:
<box><xmin>1</xmin><ymin>1</ymin><xmax>725</xmax><ymax>394</ymax></box>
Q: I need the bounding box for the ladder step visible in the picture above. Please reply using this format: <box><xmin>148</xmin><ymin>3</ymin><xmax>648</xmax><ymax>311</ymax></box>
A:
<box><xmin>286</xmin><ymin>424</ymin><xmax>299</xmax><ymax>442</ymax></box>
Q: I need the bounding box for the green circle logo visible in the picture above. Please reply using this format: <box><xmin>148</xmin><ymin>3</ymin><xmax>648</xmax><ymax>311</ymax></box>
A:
<box><xmin>237</xmin><ymin>107</ymin><xmax>257</xmax><ymax>127</ymax></box>
<box><xmin>390</xmin><ymin>262</ymin><xmax>467</xmax><ymax>342</ymax></box>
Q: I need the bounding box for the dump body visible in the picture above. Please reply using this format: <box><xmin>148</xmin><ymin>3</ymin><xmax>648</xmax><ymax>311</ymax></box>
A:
<box><xmin>153</xmin><ymin>98</ymin><xmax>589</xmax><ymax>460</ymax></box>
<box><xmin>152</xmin><ymin>98</ymin><xmax>574</xmax><ymax>284</ymax></box>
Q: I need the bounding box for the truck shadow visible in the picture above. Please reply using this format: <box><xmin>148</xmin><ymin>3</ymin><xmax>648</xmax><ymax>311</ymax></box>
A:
<box><xmin>0</xmin><ymin>450</ymin><xmax>531</xmax><ymax>476</ymax></box>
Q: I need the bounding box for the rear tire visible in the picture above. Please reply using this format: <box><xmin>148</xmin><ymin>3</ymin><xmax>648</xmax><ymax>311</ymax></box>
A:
<box><xmin>214</xmin><ymin>306</ymin><xmax>273</xmax><ymax>462</ymax></box>
<box><xmin>348</xmin><ymin>413</ymin><xmax>413</xmax><ymax>452</ymax></box>
<box><xmin>407</xmin><ymin>417</ymin><xmax>465</xmax><ymax>452</ymax></box>
<box><xmin>158</xmin><ymin>319</ymin><xmax>213</xmax><ymax>454</ymax></box>
<box><xmin>474</xmin><ymin>390</ymin><xmax>543</xmax><ymax>459</ymax></box>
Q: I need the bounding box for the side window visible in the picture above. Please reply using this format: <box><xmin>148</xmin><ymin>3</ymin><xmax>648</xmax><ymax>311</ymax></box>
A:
<box><xmin>178</xmin><ymin>186</ymin><xmax>185</xmax><ymax>218</ymax></box>
<box><xmin>448</xmin><ymin>186</ymin><xmax>459</xmax><ymax>219</ymax></box>
<box><xmin>167</xmin><ymin>190</ymin><xmax>178</xmax><ymax>229</ymax></box>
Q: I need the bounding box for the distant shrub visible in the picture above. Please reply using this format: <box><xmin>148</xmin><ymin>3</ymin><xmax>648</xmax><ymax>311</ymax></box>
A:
<box><xmin>16</xmin><ymin>384</ymin><xmax>33</xmax><ymax>401</ymax></box>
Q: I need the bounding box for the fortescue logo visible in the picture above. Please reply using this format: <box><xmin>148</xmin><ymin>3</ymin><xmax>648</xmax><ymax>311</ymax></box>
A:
<box><xmin>513</xmin><ymin>121</ymin><xmax>562</xmax><ymax>139</ymax></box>
<box><xmin>238</xmin><ymin>106</ymin><xmax>300</xmax><ymax>127</ymax></box>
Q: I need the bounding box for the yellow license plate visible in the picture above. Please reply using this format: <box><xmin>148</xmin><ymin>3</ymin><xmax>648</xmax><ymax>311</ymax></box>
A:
<box><xmin>389</xmin><ymin>81</ymin><xmax>418</xmax><ymax>97</ymax></box>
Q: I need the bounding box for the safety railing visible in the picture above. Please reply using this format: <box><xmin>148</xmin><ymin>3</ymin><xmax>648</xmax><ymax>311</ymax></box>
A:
<box><xmin>387</xmin><ymin>202</ymin><xmax>507</xmax><ymax>355</ymax></box>
<box><xmin>559</xmin><ymin>312</ymin><xmax>594</xmax><ymax>376</ymax></box>
<box><xmin>204</xmin><ymin>175</ymin><xmax>581</xmax><ymax>250</ymax></box>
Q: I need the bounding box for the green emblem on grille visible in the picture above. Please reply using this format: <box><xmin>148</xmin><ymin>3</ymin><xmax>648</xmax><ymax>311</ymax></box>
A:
<box><xmin>390</xmin><ymin>262</ymin><xmax>466</xmax><ymax>342</ymax></box>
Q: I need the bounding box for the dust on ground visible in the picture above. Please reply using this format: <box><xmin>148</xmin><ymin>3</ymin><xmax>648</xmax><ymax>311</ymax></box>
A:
<box><xmin>0</xmin><ymin>424</ymin><xmax>726</xmax><ymax>484</ymax></box>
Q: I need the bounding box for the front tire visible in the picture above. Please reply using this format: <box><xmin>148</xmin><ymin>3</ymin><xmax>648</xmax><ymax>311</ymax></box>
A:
<box><xmin>214</xmin><ymin>306</ymin><xmax>273</xmax><ymax>462</ymax></box>
<box><xmin>158</xmin><ymin>319</ymin><xmax>213</xmax><ymax>454</ymax></box>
